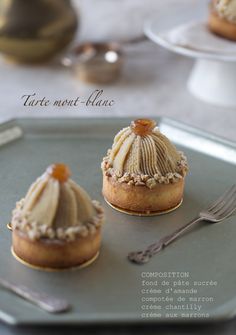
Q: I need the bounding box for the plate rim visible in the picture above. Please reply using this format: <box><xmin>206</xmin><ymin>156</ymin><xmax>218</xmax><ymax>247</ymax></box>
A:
<box><xmin>0</xmin><ymin>116</ymin><xmax>235</xmax><ymax>149</ymax></box>
<box><xmin>144</xmin><ymin>15</ymin><xmax>236</xmax><ymax>62</ymax></box>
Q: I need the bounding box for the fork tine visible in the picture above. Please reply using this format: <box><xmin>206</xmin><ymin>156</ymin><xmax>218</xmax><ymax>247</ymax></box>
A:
<box><xmin>208</xmin><ymin>185</ymin><xmax>236</xmax><ymax>211</ymax></box>
<box><xmin>211</xmin><ymin>188</ymin><xmax>236</xmax><ymax>215</ymax></box>
<box><xmin>207</xmin><ymin>185</ymin><xmax>236</xmax><ymax>212</ymax></box>
<box><xmin>217</xmin><ymin>202</ymin><xmax>236</xmax><ymax>220</ymax></box>
<box><xmin>214</xmin><ymin>192</ymin><xmax>236</xmax><ymax>218</ymax></box>
<box><xmin>222</xmin><ymin>203</ymin><xmax>236</xmax><ymax>219</ymax></box>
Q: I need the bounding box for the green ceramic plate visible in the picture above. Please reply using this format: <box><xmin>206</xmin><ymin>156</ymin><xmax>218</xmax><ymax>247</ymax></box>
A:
<box><xmin>0</xmin><ymin>118</ymin><xmax>235</xmax><ymax>325</ymax></box>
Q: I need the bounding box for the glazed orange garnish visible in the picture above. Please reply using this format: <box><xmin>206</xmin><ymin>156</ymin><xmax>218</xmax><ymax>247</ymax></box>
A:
<box><xmin>131</xmin><ymin>119</ymin><xmax>156</xmax><ymax>136</ymax></box>
<box><xmin>47</xmin><ymin>163</ymin><xmax>71</xmax><ymax>182</ymax></box>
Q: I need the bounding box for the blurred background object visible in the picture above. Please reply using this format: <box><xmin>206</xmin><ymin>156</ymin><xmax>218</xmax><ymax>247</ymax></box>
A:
<box><xmin>62</xmin><ymin>42</ymin><xmax>123</xmax><ymax>84</ymax></box>
<box><xmin>144</xmin><ymin>0</ymin><xmax>236</xmax><ymax>107</ymax></box>
<box><xmin>62</xmin><ymin>36</ymin><xmax>146</xmax><ymax>85</ymax></box>
<box><xmin>0</xmin><ymin>0</ymin><xmax>78</xmax><ymax>63</ymax></box>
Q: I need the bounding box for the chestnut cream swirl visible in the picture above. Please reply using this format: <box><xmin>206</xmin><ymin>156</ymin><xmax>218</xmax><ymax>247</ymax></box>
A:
<box><xmin>102</xmin><ymin>120</ymin><xmax>188</xmax><ymax>189</ymax></box>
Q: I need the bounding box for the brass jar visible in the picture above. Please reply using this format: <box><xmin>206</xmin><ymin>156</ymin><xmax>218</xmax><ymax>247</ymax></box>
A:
<box><xmin>0</xmin><ymin>0</ymin><xmax>78</xmax><ymax>63</ymax></box>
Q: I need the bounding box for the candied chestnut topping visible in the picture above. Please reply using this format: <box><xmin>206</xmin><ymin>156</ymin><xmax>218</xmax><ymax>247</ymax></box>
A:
<box><xmin>47</xmin><ymin>163</ymin><xmax>71</xmax><ymax>182</ymax></box>
<box><xmin>131</xmin><ymin>119</ymin><xmax>156</xmax><ymax>136</ymax></box>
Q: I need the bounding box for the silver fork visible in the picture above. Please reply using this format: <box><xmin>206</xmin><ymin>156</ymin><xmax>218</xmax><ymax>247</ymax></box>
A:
<box><xmin>128</xmin><ymin>185</ymin><xmax>236</xmax><ymax>265</ymax></box>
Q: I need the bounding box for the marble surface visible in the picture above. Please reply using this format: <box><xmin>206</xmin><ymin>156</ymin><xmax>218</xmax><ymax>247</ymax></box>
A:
<box><xmin>0</xmin><ymin>0</ymin><xmax>236</xmax><ymax>334</ymax></box>
<box><xmin>0</xmin><ymin>0</ymin><xmax>235</xmax><ymax>141</ymax></box>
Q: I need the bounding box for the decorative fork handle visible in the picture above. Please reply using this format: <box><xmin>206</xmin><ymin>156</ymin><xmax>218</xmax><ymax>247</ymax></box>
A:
<box><xmin>128</xmin><ymin>217</ymin><xmax>203</xmax><ymax>264</ymax></box>
<box><xmin>0</xmin><ymin>278</ymin><xmax>70</xmax><ymax>313</ymax></box>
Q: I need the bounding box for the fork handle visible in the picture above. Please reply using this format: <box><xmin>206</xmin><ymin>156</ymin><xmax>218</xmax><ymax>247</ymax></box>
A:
<box><xmin>162</xmin><ymin>216</ymin><xmax>202</xmax><ymax>247</ymax></box>
<box><xmin>128</xmin><ymin>216</ymin><xmax>203</xmax><ymax>264</ymax></box>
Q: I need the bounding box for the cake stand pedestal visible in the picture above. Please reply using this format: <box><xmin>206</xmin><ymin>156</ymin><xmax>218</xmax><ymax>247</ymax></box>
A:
<box><xmin>188</xmin><ymin>59</ymin><xmax>236</xmax><ymax>107</ymax></box>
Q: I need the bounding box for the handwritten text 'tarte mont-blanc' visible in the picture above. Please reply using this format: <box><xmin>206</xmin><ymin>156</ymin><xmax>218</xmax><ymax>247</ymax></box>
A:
<box><xmin>21</xmin><ymin>90</ymin><xmax>115</xmax><ymax>108</ymax></box>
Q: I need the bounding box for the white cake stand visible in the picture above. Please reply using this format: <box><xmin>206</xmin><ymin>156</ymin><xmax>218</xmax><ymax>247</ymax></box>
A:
<box><xmin>144</xmin><ymin>0</ymin><xmax>236</xmax><ymax>107</ymax></box>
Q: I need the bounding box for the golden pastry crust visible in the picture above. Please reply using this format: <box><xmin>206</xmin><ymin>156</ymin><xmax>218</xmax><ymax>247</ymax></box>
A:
<box><xmin>103</xmin><ymin>174</ymin><xmax>185</xmax><ymax>214</ymax></box>
<box><xmin>12</xmin><ymin>228</ymin><xmax>101</xmax><ymax>270</ymax></box>
<box><xmin>208</xmin><ymin>7</ymin><xmax>236</xmax><ymax>40</ymax></box>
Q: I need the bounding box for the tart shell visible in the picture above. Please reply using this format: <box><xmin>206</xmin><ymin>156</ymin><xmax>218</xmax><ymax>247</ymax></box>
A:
<box><xmin>12</xmin><ymin>228</ymin><xmax>101</xmax><ymax>270</ymax></box>
<box><xmin>102</xmin><ymin>175</ymin><xmax>185</xmax><ymax>215</ymax></box>
<box><xmin>208</xmin><ymin>9</ymin><xmax>236</xmax><ymax>41</ymax></box>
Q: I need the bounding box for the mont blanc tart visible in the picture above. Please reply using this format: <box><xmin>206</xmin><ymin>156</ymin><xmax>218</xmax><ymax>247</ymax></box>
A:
<box><xmin>11</xmin><ymin>164</ymin><xmax>104</xmax><ymax>270</ymax></box>
<box><xmin>209</xmin><ymin>0</ymin><xmax>236</xmax><ymax>40</ymax></box>
<box><xmin>102</xmin><ymin>119</ymin><xmax>188</xmax><ymax>215</ymax></box>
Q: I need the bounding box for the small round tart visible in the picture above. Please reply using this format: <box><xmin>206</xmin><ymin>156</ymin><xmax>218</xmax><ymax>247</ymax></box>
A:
<box><xmin>103</xmin><ymin>176</ymin><xmax>184</xmax><ymax>215</ymax></box>
<box><xmin>12</xmin><ymin>228</ymin><xmax>101</xmax><ymax>270</ymax></box>
<box><xmin>208</xmin><ymin>0</ymin><xmax>236</xmax><ymax>41</ymax></box>
<box><xmin>101</xmin><ymin>119</ymin><xmax>188</xmax><ymax>216</ymax></box>
<box><xmin>11</xmin><ymin>164</ymin><xmax>104</xmax><ymax>270</ymax></box>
